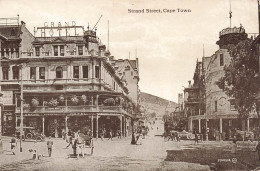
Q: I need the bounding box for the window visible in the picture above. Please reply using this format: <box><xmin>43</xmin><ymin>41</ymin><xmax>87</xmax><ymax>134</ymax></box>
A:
<box><xmin>2</xmin><ymin>67</ymin><xmax>9</xmax><ymax>80</ymax></box>
<box><xmin>11</xmin><ymin>48</ymin><xmax>14</xmax><ymax>57</ymax></box>
<box><xmin>39</xmin><ymin>67</ymin><xmax>45</xmax><ymax>79</ymax></box>
<box><xmin>12</xmin><ymin>66</ymin><xmax>19</xmax><ymax>80</ymax></box>
<box><xmin>131</xmin><ymin>71</ymin><xmax>133</xmax><ymax>76</ymax></box>
<box><xmin>215</xmin><ymin>100</ymin><xmax>218</xmax><ymax>112</ymax></box>
<box><xmin>54</xmin><ymin>46</ymin><xmax>58</xmax><ymax>56</ymax></box>
<box><xmin>95</xmin><ymin>66</ymin><xmax>100</xmax><ymax>78</ymax></box>
<box><xmin>15</xmin><ymin>48</ymin><xmax>19</xmax><ymax>58</ymax></box>
<box><xmin>78</xmin><ymin>46</ymin><xmax>83</xmax><ymax>55</ymax></box>
<box><xmin>35</xmin><ymin>47</ymin><xmax>40</xmax><ymax>56</ymax></box>
<box><xmin>220</xmin><ymin>54</ymin><xmax>224</xmax><ymax>66</ymax></box>
<box><xmin>30</xmin><ymin>67</ymin><xmax>36</xmax><ymax>79</ymax></box>
<box><xmin>230</xmin><ymin>99</ymin><xmax>236</xmax><ymax>111</ymax></box>
<box><xmin>60</xmin><ymin>45</ymin><xmax>64</xmax><ymax>56</ymax></box>
<box><xmin>83</xmin><ymin>66</ymin><xmax>88</xmax><ymax>78</ymax></box>
<box><xmin>6</xmin><ymin>49</ymin><xmax>9</xmax><ymax>57</ymax></box>
<box><xmin>1</xmin><ymin>49</ymin><xmax>4</xmax><ymax>57</ymax></box>
<box><xmin>56</xmin><ymin>66</ymin><xmax>63</xmax><ymax>78</ymax></box>
<box><xmin>73</xmin><ymin>66</ymin><xmax>79</xmax><ymax>78</ymax></box>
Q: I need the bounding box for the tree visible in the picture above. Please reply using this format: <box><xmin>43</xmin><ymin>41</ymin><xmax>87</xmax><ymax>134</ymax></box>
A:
<box><xmin>216</xmin><ymin>39</ymin><xmax>259</xmax><ymax>119</ymax></box>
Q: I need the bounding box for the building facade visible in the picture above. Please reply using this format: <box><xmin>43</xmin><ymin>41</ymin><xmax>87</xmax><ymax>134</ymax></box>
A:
<box><xmin>0</xmin><ymin>19</ymin><xmax>140</xmax><ymax>138</ymax></box>
<box><xmin>185</xmin><ymin>26</ymin><xmax>258</xmax><ymax>140</ymax></box>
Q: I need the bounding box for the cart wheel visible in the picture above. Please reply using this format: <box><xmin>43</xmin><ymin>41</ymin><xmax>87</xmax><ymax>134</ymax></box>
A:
<box><xmin>26</xmin><ymin>133</ymin><xmax>33</xmax><ymax>139</ymax></box>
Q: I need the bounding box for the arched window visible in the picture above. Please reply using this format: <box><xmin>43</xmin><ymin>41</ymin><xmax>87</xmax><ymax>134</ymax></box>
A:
<box><xmin>56</xmin><ymin>66</ymin><xmax>63</xmax><ymax>78</ymax></box>
<box><xmin>12</xmin><ymin>66</ymin><xmax>19</xmax><ymax>80</ymax></box>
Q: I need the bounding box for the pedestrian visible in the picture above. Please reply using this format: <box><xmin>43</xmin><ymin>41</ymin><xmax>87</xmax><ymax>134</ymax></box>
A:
<box><xmin>107</xmin><ymin>130</ymin><xmax>113</xmax><ymax>141</ymax></box>
<box><xmin>62</xmin><ymin>128</ymin><xmax>66</xmax><ymax>140</ymax></box>
<box><xmin>117</xmin><ymin>130</ymin><xmax>121</xmax><ymax>139</ymax></box>
<box><xmin>10</xmin><ymin>137</ymin><xmax>17</xmax><ymax>155</ymax></box>
<box><xmin>100</xmin><ymin>129</ymin><xmax>104</xmax><ymax>141</ymax></box>
<box><xmin>194</xmin><ymin>132</ymin><xmax>199</xmax><ymax>144</ymax></box>
<box><xmin>256</xmin><ymin>140</ymin><xmax>260</xmax><ymax>160</ymax></box>
<box><xmin>231</xmin><ymin>139</ymin><xmax>237</xmax><ymax>154</ymax></box>
<box><xmin>47</xmin><ymin>136</ymin><xmax>53</xmax><ymax>157</ymax></box>
<box><xmin>131</xmin><ymin>131</ymin><xmax>136</xmax><ymax>145</ymax></box>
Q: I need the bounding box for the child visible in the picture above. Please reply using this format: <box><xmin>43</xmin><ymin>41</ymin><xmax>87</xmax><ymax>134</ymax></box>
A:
<box><xmin>10</xmin><ymin>137</ymin><xmax>17</xmax><ymax>155</ymax></box>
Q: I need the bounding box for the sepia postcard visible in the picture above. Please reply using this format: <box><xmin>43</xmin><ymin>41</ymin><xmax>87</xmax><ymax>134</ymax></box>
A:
<box><xmin>0</xmin><ymin>0</ymin><xmax>259</xmax><ymax>170</ymax></box>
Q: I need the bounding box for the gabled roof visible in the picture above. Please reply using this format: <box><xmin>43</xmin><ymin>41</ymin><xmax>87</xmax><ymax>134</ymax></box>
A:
<box><xmin>0</xmin><ymin>25</ymin><xmax>21</xmax><ymax>40</ymax></box>
<box><xmin>129</xmin><ymin>60</ymin><xmax>137</xmax><ymax>69</ymax></box>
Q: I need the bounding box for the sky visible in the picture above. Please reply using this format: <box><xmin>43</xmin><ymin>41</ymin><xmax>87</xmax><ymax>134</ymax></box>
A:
<box><xmin>0</xmin><ymin>0</ymin><xmax>258</xmax><ymax>102</ymax></box>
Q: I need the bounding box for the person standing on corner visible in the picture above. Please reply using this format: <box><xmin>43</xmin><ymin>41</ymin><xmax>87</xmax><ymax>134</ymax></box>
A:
<box><xmin>256</xmin><ymin>140</ymin><xmax>260</xmax><ymax>160</ymax></box>
<box><xmin>47</xmin><ymin>136</ymin><xmax>53</xmax><ymax>157</ymax></box>
<box><xmin>194</xmin><ymin>132</ymin><xmax>199</xmax><ymax>145</ymax></box>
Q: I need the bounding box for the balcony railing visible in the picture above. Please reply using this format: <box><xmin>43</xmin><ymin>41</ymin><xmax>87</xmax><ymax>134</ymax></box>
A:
<box><xmin>15</xmin><ymin>105</ymin><xmax>128</xmax><ymax>115</ymax></box>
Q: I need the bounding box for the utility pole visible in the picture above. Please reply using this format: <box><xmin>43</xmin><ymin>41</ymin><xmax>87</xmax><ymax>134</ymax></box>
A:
<box><xmin>19</xmin><ymin>64</ymin><xmax>24</xmax><ymax>152</ymax></box>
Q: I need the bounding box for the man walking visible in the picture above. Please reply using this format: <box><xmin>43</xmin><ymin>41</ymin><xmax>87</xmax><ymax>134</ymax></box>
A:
<box><xmin>47</xmin><ymin>136</ymin><xmax>53</xmax><ymax>157</ymax></box>
<box><xmin>107</xmin><ymin>130</ymin><xmax>113</xmax><ymax>141</ymax></box>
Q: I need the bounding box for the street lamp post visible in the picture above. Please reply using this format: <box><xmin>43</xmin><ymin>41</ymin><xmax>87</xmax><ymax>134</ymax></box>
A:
<box><xmin>19</xmin><ymin>64</ymin><xmax>24</xmax><ymax>152</ymax></box>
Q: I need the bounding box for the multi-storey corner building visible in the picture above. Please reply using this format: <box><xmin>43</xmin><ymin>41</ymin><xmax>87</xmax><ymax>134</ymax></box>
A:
<box><xmin>205</xmin><ymin>26</ymin><xmax>258</xmax><ymax>140</ymax></box>
<box><xmin>185</xmin><ymin>26</ymin><xmax>258</xmax><ymax>140</ymax></box>
<box><xmin>0</xmin><ymin>19</ymin><xmax>140</xmax><ymax>138</ymax></box>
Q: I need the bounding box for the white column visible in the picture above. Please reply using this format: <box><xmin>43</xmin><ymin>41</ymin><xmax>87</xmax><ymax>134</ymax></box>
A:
<box><xmin>220</xmin><ymin>118</ymin><xmax>223</xmax><ymax>133</ymax></box>
<box><xmin>36</xmin><ymin>67</ymin><xmax>39</xmax><ymax>80</ymax></box>
<box><xmin>247</xmin><ymin>118</ymin><xmax>250</xmax><ymax>132</ymax></box>
<box><xmin>65</xmin><ymin>116</ymin><xmax>68</xmax><ymax>134</ymax></box>
<box><xmin>198</xmin><ymin>119</ymin><xmax>201</xmax><ymax>133</ymax></box>
<box><xmin>79</xmin><ymin>66</ymin><xmax>83</xmax><ymax>79</ymax></box>
<box><xmin>42</xmin><ymin>116</ymin><xmax>45</xmax><ymax>135</ymax></box>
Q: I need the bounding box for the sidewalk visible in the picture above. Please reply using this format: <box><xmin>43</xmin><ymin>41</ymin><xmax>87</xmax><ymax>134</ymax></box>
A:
<box><xmin>0</xmin><ymin>136</ymin><xmax>32</xmax><ymax>166</ymax></box>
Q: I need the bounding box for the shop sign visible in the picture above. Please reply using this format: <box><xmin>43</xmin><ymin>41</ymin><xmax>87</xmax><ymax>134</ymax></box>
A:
<box><xmin>1</xmin><ymin>91</ymin><xmax>13</xmax><ymax>105</ymax></box>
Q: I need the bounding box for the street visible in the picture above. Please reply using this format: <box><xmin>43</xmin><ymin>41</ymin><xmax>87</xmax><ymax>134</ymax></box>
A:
<box><xmin>0</xmin><ymin>130</ymin><xmax>210</xmax><ymax>171</ymax></box>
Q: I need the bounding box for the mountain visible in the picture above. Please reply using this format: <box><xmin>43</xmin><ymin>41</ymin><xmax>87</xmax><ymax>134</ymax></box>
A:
<box><xmin>140</xmin><ymin>92</ymin><xmax>178</xmax><ymax>117</ymax></box>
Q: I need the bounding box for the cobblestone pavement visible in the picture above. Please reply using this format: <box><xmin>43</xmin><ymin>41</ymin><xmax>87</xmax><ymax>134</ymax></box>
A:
<box><xmin>0</xmin><ymin>132</ymin><xmax>211</xmax><ymax>171</ymax></box>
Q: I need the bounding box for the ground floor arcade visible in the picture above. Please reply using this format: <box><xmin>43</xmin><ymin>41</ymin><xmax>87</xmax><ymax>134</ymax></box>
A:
<box><xmin>14</xmin><ymin>113</ymin><xmax>134</xmax><ymax>138</ymax></box>
<box><xmin>188</xmin><ymin>114</ymin><xmax>259</xmax><ymax>140</ymax></box>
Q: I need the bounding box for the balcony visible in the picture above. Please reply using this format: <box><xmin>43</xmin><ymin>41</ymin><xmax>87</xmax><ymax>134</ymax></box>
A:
<box><xmin>15</xmin><ymin>105</ymin><xmax>128</xmax><ymax>115</ymax></box>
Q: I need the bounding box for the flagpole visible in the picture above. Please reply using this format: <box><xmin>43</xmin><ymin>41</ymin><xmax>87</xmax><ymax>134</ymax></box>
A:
<box><xmin>229</xmin><ymin>0</ymin><xmax>232</xmax><ymax>28</ymax></box>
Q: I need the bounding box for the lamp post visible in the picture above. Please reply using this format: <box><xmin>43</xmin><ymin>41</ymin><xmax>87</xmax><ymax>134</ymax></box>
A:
<box><xmin>0</xmin><ymin>92</ymin><xmax>3</xmax><ymax>153</ymax></box>
<box><xmin>19</xmin><ymin>64</ymin><xmax>24</xmax><ymax>152</ymax></box>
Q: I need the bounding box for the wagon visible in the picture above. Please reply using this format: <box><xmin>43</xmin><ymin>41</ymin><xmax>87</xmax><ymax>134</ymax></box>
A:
<box><xmin>80</xmin><ymin>134</ymin><xmax>94</xmax><ymax>155</ymax></box>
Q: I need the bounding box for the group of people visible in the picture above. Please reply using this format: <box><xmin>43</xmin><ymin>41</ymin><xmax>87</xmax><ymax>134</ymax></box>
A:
<box><xmin>65</xmin><ymin>130</ymin><xmax>87</xmax><ymax>159</ymax></box>
<box><xmin>9</xmin><ymin>136</ymin><xmax>53</xmax><ymax>159</ymax></box>
<box><xmin>164</xmin><ymin>131</ymin><xmax>181</xmax><ymax>142</ymax></box>
<box><xmin>99</xmin><ymin>128</ymin><xmax>124</xmax><ymax>141</ymax></box>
